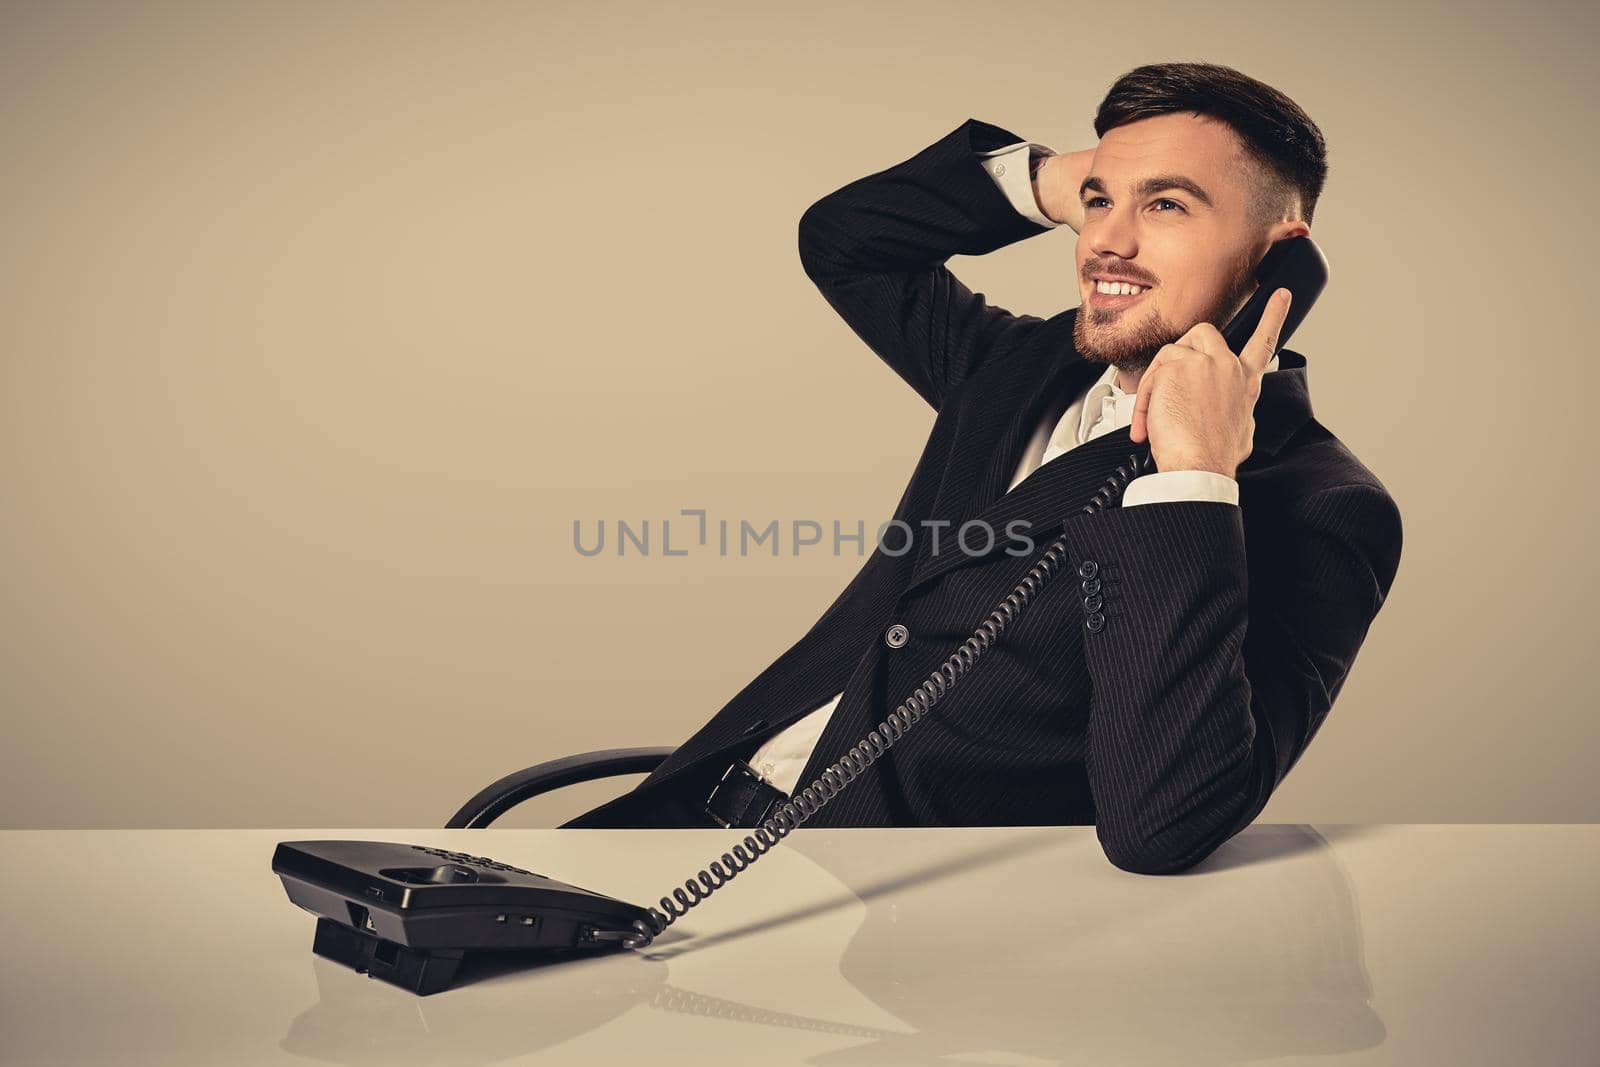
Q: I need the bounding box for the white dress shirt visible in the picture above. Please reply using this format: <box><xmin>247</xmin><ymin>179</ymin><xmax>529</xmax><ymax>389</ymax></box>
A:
<box><xmin>745</xmin><ymin>141</ymin><xmax>1277</xmax><ymax>796</ymax></box>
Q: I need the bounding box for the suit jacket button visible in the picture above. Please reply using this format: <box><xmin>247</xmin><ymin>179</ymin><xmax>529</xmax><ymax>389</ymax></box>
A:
<box><xmin>884</xmin><ymin>623</ymin><xmax>910</xmax><ymax>648</ymax></box>
<box><xmin>1082</xmin><ymin>593</ymin><xmax>1103</xmax><ymax>613</ymax></box>
<box><xmin>1085</xmin><ymin>611</ymin><xmax>1106</xmax><ymax>633</ymax></box>
<box><xmin>1078</xmin><ymin>560</ymin><xmax>1099</xmax><ymax>580</ymax></box>
<box><xmin>1081</xmin><ymin>577</ymin><xmax>1101</xmax><ymax>595</ymax></box>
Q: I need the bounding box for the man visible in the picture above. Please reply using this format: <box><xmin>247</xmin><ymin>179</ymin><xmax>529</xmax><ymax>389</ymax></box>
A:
<box><xmin>562</xmin><ymin>62</ymin><xmax>1403</xmax><ymax>876</ymax></box>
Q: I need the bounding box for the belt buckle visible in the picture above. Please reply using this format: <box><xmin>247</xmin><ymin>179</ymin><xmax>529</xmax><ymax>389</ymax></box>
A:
<box><xmin>704</xmin><ymin>759</ymin><xmax>783</xmax><ymax>830</ymax></box>
<box><xmin>704</xmin><ymin>761</ymin><xmax>744</xmax><ymax>829</ymax></box>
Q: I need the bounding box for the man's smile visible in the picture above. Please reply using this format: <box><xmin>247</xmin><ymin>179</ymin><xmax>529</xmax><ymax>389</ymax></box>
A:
<box><xmin>1087</xmin><ymin>279</ymin><xmax>1151</xmax><ymax>309</ymax></box>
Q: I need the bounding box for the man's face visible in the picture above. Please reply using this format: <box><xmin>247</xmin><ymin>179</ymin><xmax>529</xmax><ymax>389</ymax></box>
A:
<box><xmin>1072</xmin><ymin>112</ymin><xmax>1299</xmax><ymax>374</ymax></box>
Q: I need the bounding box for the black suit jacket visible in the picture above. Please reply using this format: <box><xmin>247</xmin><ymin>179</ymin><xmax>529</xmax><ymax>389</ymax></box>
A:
<box><xmin>561</xmin><ymin>118</ymin><xmax>1403</xmax><ymax>875</ymax></box>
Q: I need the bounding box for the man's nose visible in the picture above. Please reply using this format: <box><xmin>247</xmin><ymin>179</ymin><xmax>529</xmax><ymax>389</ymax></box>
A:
<box><xmin>1088</xmin><ymin>207</ymin><xmax>1138</xmax><ymax>261</ymax></box>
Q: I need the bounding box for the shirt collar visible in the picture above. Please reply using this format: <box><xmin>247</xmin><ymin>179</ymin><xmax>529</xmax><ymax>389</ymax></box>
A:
<box><xmin>1070</xmin><ymin>352</ymin><xmax>1280</xmax><ymax>448</ymax></box>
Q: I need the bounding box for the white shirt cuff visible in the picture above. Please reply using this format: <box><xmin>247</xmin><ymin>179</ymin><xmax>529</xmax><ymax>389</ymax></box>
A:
<box><xmin>977</xmin><ymin>141</ymin><xmax>1059</xmax><ymax>229</ymax></box>
<box><xmin>1121</xmin><ymin>469</ymin><xmax>1240</xmax><ymax>508</ymax></box>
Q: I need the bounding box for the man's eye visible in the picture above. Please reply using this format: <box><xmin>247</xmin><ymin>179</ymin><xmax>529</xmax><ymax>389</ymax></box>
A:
<box><xmin>1152</xmin><ymin>199</ymin><xmax>1185</xmax><ymax>213</ymax></box>
<box><xmin>1084</xmin><ymin>196</ymin><xmax>1109</xmax><ymax>208</ymax></box>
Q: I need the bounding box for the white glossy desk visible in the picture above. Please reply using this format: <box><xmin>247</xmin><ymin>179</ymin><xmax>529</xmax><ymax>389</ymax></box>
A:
<box><xmin>1</xmin><ymin>826</ymin><xmax>1595</xmax><ymax>1065</ymax></box>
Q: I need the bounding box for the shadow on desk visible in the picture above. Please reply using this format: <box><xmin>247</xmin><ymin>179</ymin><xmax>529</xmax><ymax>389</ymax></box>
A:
<box><xmin>281</xmin><ymin>825</ymin><xmax>1384</xmax><ymax>1065</ymax></box>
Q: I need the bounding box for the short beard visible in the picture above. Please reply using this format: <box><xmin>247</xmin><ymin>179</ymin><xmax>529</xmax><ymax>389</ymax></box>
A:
<box><xmin>1073</xmin><ymin>246</ymin><xmax>1261</xmax><ymax>376</ymax></box>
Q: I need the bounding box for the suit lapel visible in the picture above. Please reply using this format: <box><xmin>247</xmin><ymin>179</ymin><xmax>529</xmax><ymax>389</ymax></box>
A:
<box><xmin>963</xmin><ymin>352</ymin><xmax>1097</xmax><ymax>520</ymax></box>
<box><xmin>907</xmin><ymin>424</ymin><xmax>1142</xmax><ymax>592</ymax></box>
<box><xmin>908</xmin><ymin>340</ymin><xmax>1101</xmax><ymax>579</ymax></box>
<box><xmin>1242</xmin><ymin>347</ymin><xmax>1312</xmax><ymax>468</ymax></box>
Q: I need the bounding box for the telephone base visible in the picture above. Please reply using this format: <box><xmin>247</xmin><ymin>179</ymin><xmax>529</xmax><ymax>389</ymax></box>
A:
<box><xmin>311</xmin><ymin>917</ymin><xmax>465</xmax><ymax>996</ymax></box>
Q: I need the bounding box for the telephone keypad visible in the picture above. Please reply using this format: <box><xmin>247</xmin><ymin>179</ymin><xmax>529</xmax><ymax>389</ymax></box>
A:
<box><xmin>409</xmin><ymin>844</ymin><xmax>539</xmax><ymax>877</ymax></box>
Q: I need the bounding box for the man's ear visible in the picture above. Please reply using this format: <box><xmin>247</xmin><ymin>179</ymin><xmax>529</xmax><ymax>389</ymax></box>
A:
<box><xmin>1269</xmin><ymin>219</ymin><xmax>1311</xmax><ymax>242</ymax></box>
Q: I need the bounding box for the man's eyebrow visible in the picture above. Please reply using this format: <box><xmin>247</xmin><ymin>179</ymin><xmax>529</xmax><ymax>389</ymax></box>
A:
<box><xmin>1079</xmin><ymin>174</ymin><xmax>1214</xmax><ymax>208</ymax></box>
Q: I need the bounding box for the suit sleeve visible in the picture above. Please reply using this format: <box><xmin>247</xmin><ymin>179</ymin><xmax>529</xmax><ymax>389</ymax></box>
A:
<box><xmin>797</xmin><ymin>118</ymin><xmax>1056</xmax><ymax>410</ymax></box>
<box><xmin>1065</xmin><ymin>484</ymin><xmax>1403</xmax><ymax>875</ymax></box>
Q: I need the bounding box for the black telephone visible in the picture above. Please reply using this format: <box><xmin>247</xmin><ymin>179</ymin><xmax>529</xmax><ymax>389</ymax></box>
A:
<box><xmin>1219</xmin><ymin>235</ymin><xmax>1328</xmax><ymax>356</ymax></box>
<box><xmin>273</xmin><ymin>235</ymin><xmax>1328</xmax><ymax>995</ymax></box>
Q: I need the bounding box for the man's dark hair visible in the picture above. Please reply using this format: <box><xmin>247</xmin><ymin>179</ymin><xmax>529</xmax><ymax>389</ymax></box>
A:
<box><xmin>1093</xmin><ymin>62</ymin><xmax>1327</xmax><ymax>226</ymax></box>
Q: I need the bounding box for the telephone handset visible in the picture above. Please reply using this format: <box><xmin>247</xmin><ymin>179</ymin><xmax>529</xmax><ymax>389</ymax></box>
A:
<box><xmin>1220</xmin><ymin>234</ymin><xmax>1329</xmax><ymax>359</ymax></box>
<box><xmin>273</xmin><ymin>237</ymin><xmax>1329</xmax><ymax>992</ymax></box>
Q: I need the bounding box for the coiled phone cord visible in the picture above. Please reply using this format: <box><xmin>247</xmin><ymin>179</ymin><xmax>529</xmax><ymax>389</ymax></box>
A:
<box><xmin>617</xmin><ymin>447</ymin><xmax>1156</xmax><ymax>950</ymax></box>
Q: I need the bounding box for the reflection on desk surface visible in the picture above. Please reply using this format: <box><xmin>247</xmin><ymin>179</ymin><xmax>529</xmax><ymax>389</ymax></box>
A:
<box><xmin>1</xmin><ymin>825</ymin><xmax>1596</xmax><ymax>1066</ymax></box>
<box><xmin>788</xmin><ymin>824</ymin><xmax>1381</xmax><ymax>1064</ymax></box>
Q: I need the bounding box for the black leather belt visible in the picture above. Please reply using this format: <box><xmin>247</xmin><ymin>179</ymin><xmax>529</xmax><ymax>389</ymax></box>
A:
<box><xmin>704</xmin><ymin>759</ymin><xmax>790</xmax><ymax>829</ymax></box>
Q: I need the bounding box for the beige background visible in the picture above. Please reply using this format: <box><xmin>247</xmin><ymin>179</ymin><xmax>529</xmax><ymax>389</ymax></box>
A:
<box><xmin>2</xmin><ymin>0</ymin><xmax>1595</xmax><ymax>829</ymax></box>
